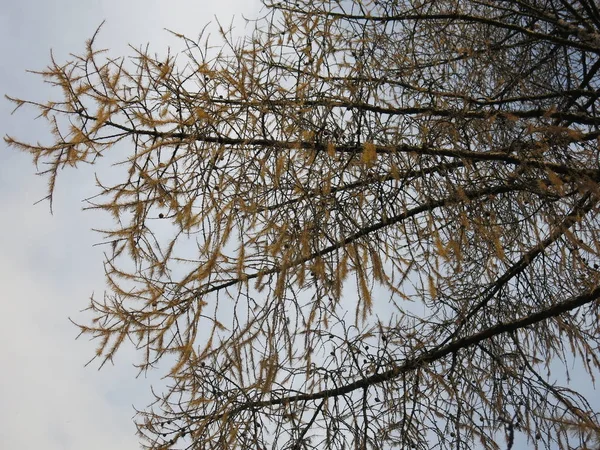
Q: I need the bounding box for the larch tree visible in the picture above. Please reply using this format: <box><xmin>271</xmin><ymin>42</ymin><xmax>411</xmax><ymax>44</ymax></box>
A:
<box><xmin>6</xmin><ymin>0</ymin><xmax>600</xmax><ymax>449</ymax></box>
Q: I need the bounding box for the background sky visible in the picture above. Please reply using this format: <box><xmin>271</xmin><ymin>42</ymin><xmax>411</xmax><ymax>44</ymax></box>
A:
<box><xmin>0</xmin><ymin>1</ymin><xmax>260</xmax><ymax>449</ymax></box>
<box><xmin>1</xmin><ymin>2</ymin><xmax>598</xmax><ymax>450</ymax></box>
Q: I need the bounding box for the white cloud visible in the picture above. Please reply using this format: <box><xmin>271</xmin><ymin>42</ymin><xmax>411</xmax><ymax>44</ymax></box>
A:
<box><xmin>0</xmin><ymin>1</ymin><xmax>261</xmax><ymax>449</ymax></box>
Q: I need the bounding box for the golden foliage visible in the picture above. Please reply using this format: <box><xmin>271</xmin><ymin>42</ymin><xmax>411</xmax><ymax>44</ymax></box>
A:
<box><xmin>7</xmin><ymin>1</ymin><xmax>600</xmax><ymax>449</ymax></box>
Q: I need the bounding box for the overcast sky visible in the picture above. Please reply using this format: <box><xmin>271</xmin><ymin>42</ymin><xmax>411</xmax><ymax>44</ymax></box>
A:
<box><xmin>0</xmin><ymin>1</ymin><xmax>260</xmax><ymax>449</ymax></box>
<box><xmin>2</xmin><ymin>2</ymin><xmax>599</xmax><ymax>450</ymax></box>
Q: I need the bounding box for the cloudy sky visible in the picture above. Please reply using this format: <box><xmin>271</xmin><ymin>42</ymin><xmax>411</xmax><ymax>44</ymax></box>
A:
<box><xmin>0</xmin><ymin>1</ymin><xmax>260</xmax><ymax>449</ymax></box>
<box><xmin>2</xmin><ymin>2</ymin><xmax>599</xmax><ymax>450</ymax></box>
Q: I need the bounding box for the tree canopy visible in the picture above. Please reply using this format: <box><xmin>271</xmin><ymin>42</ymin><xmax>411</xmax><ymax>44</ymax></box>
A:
<box><xmin>6</xmin><ymin>0</ymin><xmax>600</xmax><ymax>448</ymax></box>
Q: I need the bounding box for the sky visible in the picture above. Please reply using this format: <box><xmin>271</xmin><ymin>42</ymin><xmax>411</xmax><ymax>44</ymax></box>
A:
<box><xmin>0</xmin><ymin>1</ymin><xmax>260</xmax><ymax>449</ymax></box>
<box><xmin>1</xmin><ymin>2</ymin><xmax>599</xmax><ymax>450</ymax></box>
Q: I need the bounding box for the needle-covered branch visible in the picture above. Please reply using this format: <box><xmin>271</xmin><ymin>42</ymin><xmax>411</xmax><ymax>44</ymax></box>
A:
<box><xmin>7</xmin><ymin>0</ymin><xmax>600</xmax><ymax>449</ymax></box>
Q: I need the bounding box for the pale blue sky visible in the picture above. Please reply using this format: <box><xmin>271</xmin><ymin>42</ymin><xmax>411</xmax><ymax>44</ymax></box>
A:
<box><xmin>2</xmin><ymin>2</ymin><xmax>599</xmax><ymax>450</ymax></box>
<box><xmin>1</xmin><ymin>1</ymin><xmax>260</xmax><ymax>449</ymax></box>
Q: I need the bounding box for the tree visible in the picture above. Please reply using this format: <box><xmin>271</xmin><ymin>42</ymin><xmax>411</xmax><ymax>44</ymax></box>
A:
<box><xmin>6</xmin><ymin>0</ymin><xmax>600</xmax><ymax>448</ymax></box>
